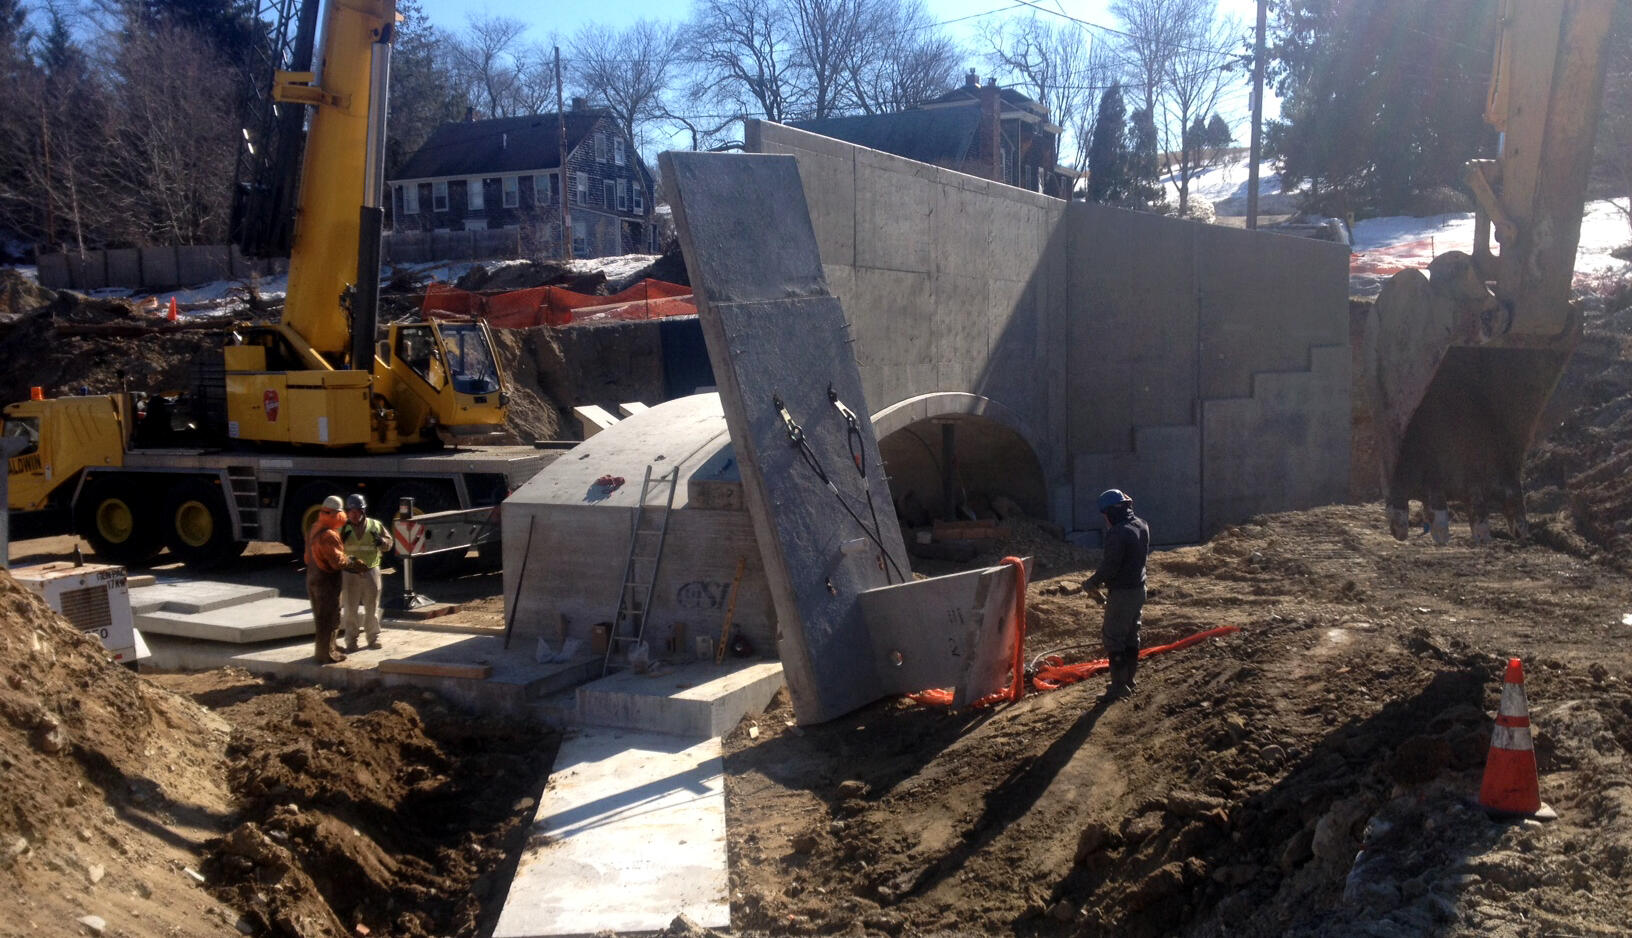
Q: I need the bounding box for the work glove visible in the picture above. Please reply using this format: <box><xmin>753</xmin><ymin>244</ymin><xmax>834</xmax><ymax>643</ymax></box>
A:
<box><xmin>343</xmin><ymin>557</ymin><xmax>368</xmax><ymax>574</ymax></box>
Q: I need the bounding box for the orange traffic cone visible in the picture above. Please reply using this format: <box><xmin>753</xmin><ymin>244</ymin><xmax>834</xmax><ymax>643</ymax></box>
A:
<box><xmin>167</xmin><ymin>296</ymin><xmax>179</xmax><ymax>322</ymax></box>
<box><xmin>1478</xmin><ymin>658</ymin><xmax>1555</xmax><ymax>819</ymax></box>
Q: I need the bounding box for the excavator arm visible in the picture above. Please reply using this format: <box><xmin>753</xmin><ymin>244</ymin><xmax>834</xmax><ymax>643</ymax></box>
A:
<box><xmin>1363</xmin><ymin>0</ymin><xmax>1614</xmax><ymax>543</ymax></box>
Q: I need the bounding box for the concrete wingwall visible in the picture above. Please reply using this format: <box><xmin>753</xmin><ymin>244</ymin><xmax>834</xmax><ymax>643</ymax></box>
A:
<box><xmin>746</xmin><ymin>121</ymin><xmax>1350</xmax><ymax>543</ymax></box>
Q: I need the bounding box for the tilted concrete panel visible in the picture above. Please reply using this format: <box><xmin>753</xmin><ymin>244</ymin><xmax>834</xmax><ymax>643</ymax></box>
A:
<box><xmin>665</xmin><ymin>151</ymin><xmax>1016</xmax><ymax>723</ymax></box>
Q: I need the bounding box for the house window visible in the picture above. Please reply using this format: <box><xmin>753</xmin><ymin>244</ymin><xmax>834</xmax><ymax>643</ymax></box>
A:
<box><xmin>603</xmin><ymin>180</ymin><xmax>616</xmax><ymax>208</ymax></box>
<box><xmin>576</xmin><ymin>172</ymin><xmax>588</xmax><ymax>204</ymax></box>
<box><xmin>502</xmin><ymin>176</ymin><xmax>519</xmax><ymax>208</ymax></box>
<box><xmin>614</xmin><ymin>137</ymin><xmax>626</xmax><ymax>166</ymax></box>
<box><xmin>632</xmin><ymin>183</ymin><xmax>643</xmax><ymax>213</ymax></box>
<box><xmin>594</xmin><ymin>133</ymin><xmax>607</xmax><ymax>162</ymax></box>
<box><xmin>533</xmin><ymin>173</ymin><xmax>551</xmax><ymax>206</ymax></box>
<box><xmin>432</xmin><ymin>180</ymin><xmax>448</xmax><ymax>212</ymax></box>
<box><xmin>401</xmin><ymin>184</ymin><xmax>418</xmax><ymax>214</ymax></box>
<box><xmin>468</xmin><ymin>178</ymin><xmax>485</xmax><ymax>211</ymax></box>
<box><xmin>616</xmin><ymin>180</ymin><xmax>628</xmax><ymax>212</ymax></box>
<box><xmin>573</xmin><ymin>219</ymin><xmax>588</xmax><ymax>256</ymax></box>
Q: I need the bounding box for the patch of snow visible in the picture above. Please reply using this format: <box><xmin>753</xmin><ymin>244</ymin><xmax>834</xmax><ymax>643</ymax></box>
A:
<box><xmin>565</xmin><ymin>253</ymin><xmax>660</xmax><ymax>284</ymax></box>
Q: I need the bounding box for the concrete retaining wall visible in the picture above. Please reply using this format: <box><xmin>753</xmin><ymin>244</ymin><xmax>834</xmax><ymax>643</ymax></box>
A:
<box><xmin>749</xmin><ymin>120</ymin><xmax>1350</xmax><ymax>542</ymax></box>
<box><xmin>36</xmin><ymin>245</ymin><xmax>285</xmax><ymax>291</ymax></box>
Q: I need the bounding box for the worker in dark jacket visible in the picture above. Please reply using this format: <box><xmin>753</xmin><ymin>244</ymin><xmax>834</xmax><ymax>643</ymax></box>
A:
<box><xmin>1082</xmin><ymin>488</ymin><xmax>1150</xmax><ymax>701</ymax></box>
<box><xmin>306</xmin><ymin>495</ymin><xmax>366</xmax><ymax>664</ymax></box>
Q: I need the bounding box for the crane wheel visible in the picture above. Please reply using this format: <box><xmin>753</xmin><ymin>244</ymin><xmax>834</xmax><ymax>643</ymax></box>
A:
<box><xmin>161</xmin><ymin>479</ymin><xmax>247</xmax><ymax>569</ymax></box>
<box><xmin>75</xmin><ymin>478</ymin><xmax>163</xmax><ymax>565</ymax></box>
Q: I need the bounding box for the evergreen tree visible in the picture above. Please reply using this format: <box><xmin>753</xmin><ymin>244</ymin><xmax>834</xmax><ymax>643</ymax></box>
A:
<box><xmin>1268</xmin><ymin>0</ymin><xmax>1497</xmax><ymax>215</ymax></box>
<box><xmin>386</xmin><ymin>0</ymin><xmax>467</xmax><ymax>179</ymax></box>
<box><xmin>1125</xmin><ymin>106</ymin><xmax>1163</xmax><ymax>209</ymax></box>
<box><xmin>1087</xmin><ymin>80</ymin><xmax>1126</xmax><ymax>204</ymax></box>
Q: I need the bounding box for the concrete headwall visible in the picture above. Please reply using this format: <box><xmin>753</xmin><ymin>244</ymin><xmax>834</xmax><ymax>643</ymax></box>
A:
<box><xmin>748</xmin><ymin>120</ymin><xmax>1350</xmax><ymax>542</ymax></box>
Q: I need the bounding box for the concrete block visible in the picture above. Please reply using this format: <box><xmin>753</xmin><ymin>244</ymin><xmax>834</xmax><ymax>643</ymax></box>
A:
<box><xmin>36</xmin><ymin>252</ymin><xmax>69</xmax><ymax>289</ymax></box>
<box><xmin>176</xmin><ymin>245</ymin><xmax>230</xmax><ymax>286</ymax></box>
<box><xmin>139</xmin><ymin>247</ymin><xmax>178</xmax><ymax>289</ymax></box>
<box><xmin>105</xmin><ymin>249</ymin><xmax>141</xmax><ymax>288</ymax></box>
<box><xmin>576</xmin><ymin>660</ymin><xmax>784</xmax><ymax>738</ymax></box>
<box><xmin>129</xmin><ymin>579</ymin><xmax>278</xmax><ymax>615</ymax></box>
<box><xmin>615</xmin><ymin>401</ymin><xmax>648</xmax><ymax>417</ymax></box>
<box><xmin>856</xmin><ymin>561</ymin><xmax>1022</xmax><ymax>705</ymax></box>
<box><xmin>136</xmin><ymin>596</ymin><xmax>316</xmax><ymax>643</ymax></box>
<box><xmin>493</xmin><ymin>728</ymin><xmax>729</xmax><ymax>938</ymax></box>
<box><xmin>572</xmin><ymin>404</ymin><xmax>618</xmax><ymax>439</ymax></box>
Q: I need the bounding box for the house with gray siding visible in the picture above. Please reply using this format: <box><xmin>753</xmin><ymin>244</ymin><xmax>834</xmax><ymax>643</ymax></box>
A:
<box><xmin>389</xmin><ymin>102</ymin><xmax>654</xmax><ymax>258</ymax></box>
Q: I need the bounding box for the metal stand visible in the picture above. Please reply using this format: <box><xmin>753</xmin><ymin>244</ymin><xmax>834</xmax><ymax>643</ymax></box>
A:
<box><xmin>383</xmin><ymin>496</ymin><xmax>436</xmax><ymax>611</ymax></box>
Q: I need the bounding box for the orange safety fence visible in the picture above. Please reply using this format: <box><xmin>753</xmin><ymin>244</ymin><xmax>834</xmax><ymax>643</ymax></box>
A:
<box><xmin>908</xmin><ymin>617</ymin><xmax>1241</xmax><ymax>708</ymax></box>
<box><xmin>420</xmin><ymin>278</ymin><xmax>696</xmax><ymax>329</ymax></box>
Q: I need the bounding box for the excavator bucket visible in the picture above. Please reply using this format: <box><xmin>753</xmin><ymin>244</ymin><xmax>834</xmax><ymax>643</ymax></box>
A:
<box><xmin>1362</xmin><ymin>0</ymin><xmax>1612</xmax><ymax>544</ymax></box>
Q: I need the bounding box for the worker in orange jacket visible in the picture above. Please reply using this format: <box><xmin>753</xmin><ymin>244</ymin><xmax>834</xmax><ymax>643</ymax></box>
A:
<box><xmin>306</xmin><ymin>495</ymin><xmax>366</xmax><ymax>664</ymax></box>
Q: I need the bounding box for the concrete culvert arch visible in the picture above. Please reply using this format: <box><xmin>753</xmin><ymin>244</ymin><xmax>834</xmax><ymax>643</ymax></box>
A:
<box><xmin>872</xmin><ymin>393</ymin><xmax>1047</xmax><ymax>525</ymax></box>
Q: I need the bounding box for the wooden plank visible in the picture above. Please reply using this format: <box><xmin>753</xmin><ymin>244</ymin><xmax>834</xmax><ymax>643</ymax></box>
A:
<box><xmin>377</xmin><ymin>659</ymin><xmax>492</xmax><ymax>680</ymax></box>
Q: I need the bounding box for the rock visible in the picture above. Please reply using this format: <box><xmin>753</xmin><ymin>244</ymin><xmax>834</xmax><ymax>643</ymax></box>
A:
<box><xmin>658</xmin><ymin>912</ymin><xmax>724</xmax><ymax>937</ymax></box>
<box><xmin>33</xmin><ymin>715</ymin><xmax>67</xmax><ymax>755</ymax></box>
<box><xmin>836</xmin><ymin>780</ymin><xmax>868</xmax><ymax>799</ymax></box>
<box><xmin>1073</xmin><ymin>821</ymin><xmax>1112</xmax><ymax>864</ymax></box>
<box><xmin>1165</xmin><ymin>790</ymin><xmax>1227</xmax><ymax>817</ymax></box>
<box><xmin>1121</xmin><ymin>810</ymin><xmax>1165</xmax><ymax>845</ymax></box>
<box><xmin>2</xmin><ymin>836</ymin><xmax>28</xmax><ymax>866</ymax></box>
<box><xmin>1047</xmin><ymin>900</ymin><xmax>1076</xmax><ymax>922</ymax></box>
<box><xmin>86</xmin><ymin>864</ymin><xmax>104</xmax><ymax>884</ymax></box>
<box><xmin>76</xmin><ymin>915</ymin><xmax>106</xmax><ymax>935</ymax></box>
<box><xmin>233</xmin><ymin>916</ymin><xmax>257</xmax><ymax>935</ymax></box>
<box><xmin>1312</xmin><ymin>795</ymin><xmax>1372</xmax><ymax>865</ymax></box>
<box><xmin>1280</xmin><ymin>827</ymin><xmax>1314</xmax><ymax>871</ymax></box>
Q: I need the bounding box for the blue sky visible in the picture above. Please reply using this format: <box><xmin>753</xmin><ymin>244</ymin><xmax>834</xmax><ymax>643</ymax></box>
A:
<box><xmin>421</xmin><ymin>0</ymin><xmax>1274</xmax><ymax>126</ymax></box>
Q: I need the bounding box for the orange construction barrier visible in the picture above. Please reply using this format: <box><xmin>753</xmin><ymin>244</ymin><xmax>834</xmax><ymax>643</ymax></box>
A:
<box><xmin>1478</xmin><ymin>658</ymin><xmax>1555</xmax><ymax>818</ymax></box>
<box><xmin>420</xmin><ymin>278</ymin><xmax>695</xmax><ymax>329</ymax></box>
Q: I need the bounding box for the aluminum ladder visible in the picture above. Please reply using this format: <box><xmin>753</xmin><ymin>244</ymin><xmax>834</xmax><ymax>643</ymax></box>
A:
<box><xmin>602</xmin><ymin>464</ymin><xmax>680</xmax><ymax>675</ymax></box>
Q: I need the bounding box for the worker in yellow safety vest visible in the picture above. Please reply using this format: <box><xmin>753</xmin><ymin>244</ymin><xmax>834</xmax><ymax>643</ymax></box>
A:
<box><xmin>340</xmin><ymin>493</ymin><xmax>394</xmax><ymax>651</ymax></box>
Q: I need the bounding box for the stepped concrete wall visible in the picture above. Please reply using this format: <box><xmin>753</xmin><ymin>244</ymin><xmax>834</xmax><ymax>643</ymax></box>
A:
<box><xmin>748</xmin><ymin>121</ymin><xmax>1350</xmax><ymax>542</ymax></box>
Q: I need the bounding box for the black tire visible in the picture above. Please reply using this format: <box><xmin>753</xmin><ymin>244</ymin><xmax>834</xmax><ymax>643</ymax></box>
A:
<box><xmin>161</xmin><ymin>478</ymin><xmax>247</xmax><ymax>569</ymax></box>
<box><xmin>75</xmin><ymin>477</ymin><xmax>163</xmax><ymax>565</ymax></box>
<box><xmin>382</xmin><ymin>481</ymin><xmax>461</xmax><ymax>578</ymax></box>
<box><xmin>282</xmin><ymin>481</ymin><xmax>346</xmax><ymax>554</ymax></box>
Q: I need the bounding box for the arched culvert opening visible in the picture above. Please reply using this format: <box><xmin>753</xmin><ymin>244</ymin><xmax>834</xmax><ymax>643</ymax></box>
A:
<box><xmin>874</xmin><ymin>401</ymin><xmax>1047</xmax><ymax>530</ymax></box>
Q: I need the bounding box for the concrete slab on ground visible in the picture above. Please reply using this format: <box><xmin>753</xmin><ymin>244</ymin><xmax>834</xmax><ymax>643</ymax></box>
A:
<box><xmin>136</xmin><ymin>596</ymin><xmax>316</xmax><ymax>642</ymax></box>
<box><xmin>129</xmin><ymin>578</ymin><xmax>278</xmax><ymax>615</ymax></box>
<box><xmin>142</xmin><ymin>629</ymin><xmax>600</xmax><ymax>717</ymax></box>
<box><xmin>577</xmin><ymin>660</ymin><xmax>784</xmax><ymax>738</ymax></box>
<box><xmin>493</xmin><ymin>727</ymin><xmax>729</xmax><ymax>938</ymax></box>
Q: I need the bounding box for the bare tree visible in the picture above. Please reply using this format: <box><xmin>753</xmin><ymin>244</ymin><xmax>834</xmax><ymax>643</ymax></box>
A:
<box><xmin>569</xmin><ymin>19</ymin><xmax>683</xmax><ymax>153</ymax></box>
<box><xmin>451</xmin><ymin>15</ymin><xmax>529</xmax><ymax>119</ymax></box>
<box><xmin>843</xmin><ymin>0</ymin><xmax>962</xmax><ymax>114</ymax></box>
<box><xmin>788</xmin><ymin>0</ymin><xmax>867</xmax><ymax>119</ymax></box>
<box><xmin>1111</xmin><ymin>0</ymin><xmax>1207</xmax><ymax>123</ymax></box>
<box><xmin>979</xmin><ymin>14</ymin><xmax>1118</xmax><ymax>178</ymax></box>
<box><xmin>687</xmin><ymin>0</ymin><xmax>798</xmax><ymax>122</ymax></box>
<box><xmin>1163</xmin><ymin>8</ymin><xmax>1241</xmax><ymax>214</ymax></box>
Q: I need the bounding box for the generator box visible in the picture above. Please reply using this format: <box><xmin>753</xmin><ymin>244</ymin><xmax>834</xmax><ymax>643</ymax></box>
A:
<box><xmin>11</xmin><ymin>561</ymin><xmax>147</xmax><ymax>664</ymax></box>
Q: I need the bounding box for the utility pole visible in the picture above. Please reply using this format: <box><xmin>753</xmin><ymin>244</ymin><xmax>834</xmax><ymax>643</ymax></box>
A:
<box><xmin>1247</xmin><ymin>0</ymin><xmax>1267</xmax><ymax>230</ymax></box>
<box><xmin>555</xmin><ymin>46</ymin><xmax>573</xmax><ymax>261</ymax></box>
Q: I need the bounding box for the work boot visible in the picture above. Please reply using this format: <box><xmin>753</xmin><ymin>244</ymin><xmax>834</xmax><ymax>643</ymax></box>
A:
<box><xmin>317</xmin><ymin>649</ymin><xmax>347</xmax><ymax>664</ymax></box>
<box><xmin>344</xmin><ymin>637</ymin><xmax>359</xmax><ymax>653</ymax></box>
<box><xmin>367</xmin><ymin>638</ymin><xmax>381</xmax><ymax>650</ymax></box>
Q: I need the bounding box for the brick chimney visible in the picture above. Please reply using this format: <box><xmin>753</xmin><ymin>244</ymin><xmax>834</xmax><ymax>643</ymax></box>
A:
<box><xmin>464</xmin><ymin>106</ymin><xmax>475</xmax><ymax>122</ymax></box>
<box><xmin>570</xmin><ymin>97</ymin><xmax>588</xmax><ymax>112</ymax></box>
<box><xmin>981</xmin><ymin>78</ymin><xmax>1002</xmax><ymax>183</ymax></box>
<box><xmin>964</xmin><ymin>68</ymin><xmax>979</xmax><ymax>90</ymax></box>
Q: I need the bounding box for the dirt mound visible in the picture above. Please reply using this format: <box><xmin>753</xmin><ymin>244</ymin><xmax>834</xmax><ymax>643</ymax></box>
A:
<box><xmin>0</xmin><ymin>567</ymin><xmax>241</xmax><ymax>935</ymax></box>
<box><xmin>723</xmin><ymin>504</ymin><xmax>1632</xmax><ymax>937</ymax></box>
<box><xmin>0</xmin><ymin>300</ymin><xmax>225</xmax><ymax>405</ymax></box>
<box><xmin>454</xmin><ymin>259</ymin><xmax>607</xmax><ymax>294</ymax></box>
<box><xmin>1525</xmin><ymin>279</ymin><xmax>1632</xmax><ymax>571</ymax></box>
<box><xmin>0</xmin><ymin>268</ymin><xmax>55</xmax><ymax>321</ymax></box>
<box><xmin>197</xmin><ymin>678</ymin><xmax>558</xmax><ymax>938</ymax></box>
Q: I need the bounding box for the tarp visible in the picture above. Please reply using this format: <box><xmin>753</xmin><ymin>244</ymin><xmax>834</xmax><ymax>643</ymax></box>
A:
<box><xmin>421</xmin><ymin>279</ymin><xmax>695</xmax><ymax>329</ymax></box>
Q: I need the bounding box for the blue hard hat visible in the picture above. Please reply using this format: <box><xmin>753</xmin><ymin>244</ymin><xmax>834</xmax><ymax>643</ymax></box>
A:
<box><xmin>1097</xmin><ymin>489</ymin><xmax>1132</xmax><ymax>513</ymax></box>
